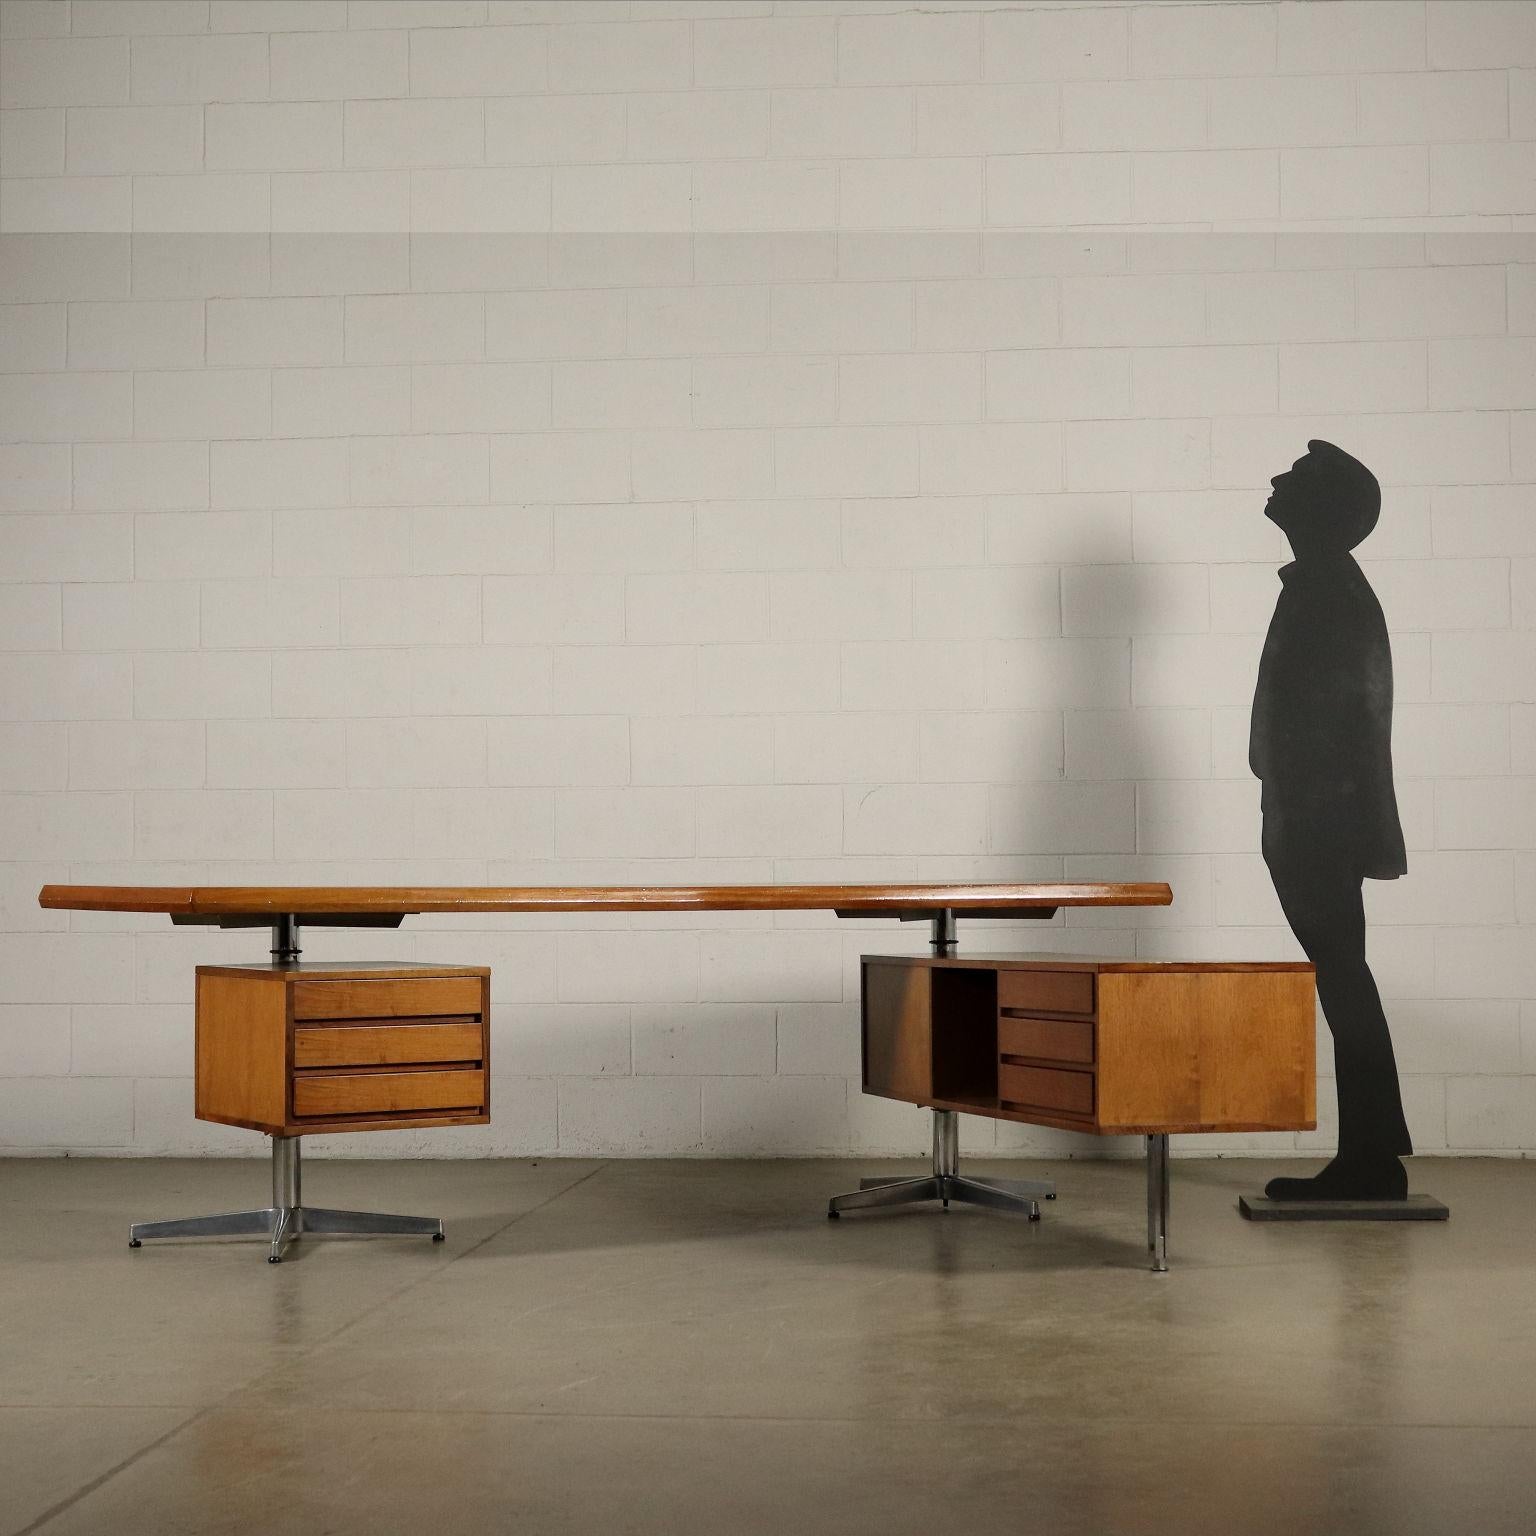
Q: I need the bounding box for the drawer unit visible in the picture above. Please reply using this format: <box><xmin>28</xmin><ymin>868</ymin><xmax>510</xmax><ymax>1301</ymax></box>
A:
<box><xmin>195</xmin><ymin>962</ymin><xmax>491</xmax><ymax>1136</ymax></box>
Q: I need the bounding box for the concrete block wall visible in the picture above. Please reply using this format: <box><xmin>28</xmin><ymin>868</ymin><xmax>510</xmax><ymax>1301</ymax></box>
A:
<box><xmin>1</xmin><ymin>0</ymin><xmax>1533</xmax><ymax>1158</ymax></box>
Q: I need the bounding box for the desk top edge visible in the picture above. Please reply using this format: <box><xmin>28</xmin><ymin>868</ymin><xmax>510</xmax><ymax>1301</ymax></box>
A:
<box><xmin>862</xmin><ymin>952</ymin><xmax>1314</xmax><ymax>974</ymax></box>
<box><xmin>39</xmin><ymin>882</ymin><xmax>1173</xmax><ymax>916</ymax></box>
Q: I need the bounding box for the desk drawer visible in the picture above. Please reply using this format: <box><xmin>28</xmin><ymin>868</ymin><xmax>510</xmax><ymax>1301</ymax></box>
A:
<box><xmin>999</xmin><ymin>1013</ymin><xmax>1094</xmax><ymax>1066</ymax></box>
<box><xmin>998</xmin><ymin>1062</ymin><xmax>1094</xmax><ymax>1118</ymax></box>
<box><xmin>996</xmin><ymin>969</ymin><xmax>1094</xmax><ymax>1016</ymax></box>
<box><xmin>293</xmin><ymin>1068</ymin><xmax>485</xmax><ymax>1118</ymax></box>
<box><xmin>293</xmin><ymin>976</ymin><xmax>483</xmax><ymax>1021</ymax></box>
<box><xmin>294</xmin><ymin>1022</ymin><xmax>483</xmax><ymax>1070</ymax></box>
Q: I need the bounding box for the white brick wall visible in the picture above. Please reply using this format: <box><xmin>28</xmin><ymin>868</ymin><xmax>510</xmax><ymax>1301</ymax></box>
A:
<box><xmin>2</xmin><ymin>0</ymin><xmax>1533</xmax><ymax>1159</ymax></box>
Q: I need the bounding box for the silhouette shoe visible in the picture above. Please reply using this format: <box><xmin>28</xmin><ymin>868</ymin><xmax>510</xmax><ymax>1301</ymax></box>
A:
<box><xmin>1264</xmin><ymin>1153</ymin><xmax>1407</xmax><ymax>1202</ymax></box>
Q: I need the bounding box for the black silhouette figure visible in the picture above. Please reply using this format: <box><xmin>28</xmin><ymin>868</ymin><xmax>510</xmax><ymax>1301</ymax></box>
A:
<box><xmin>1249</xmin><ymin>440</ymin><xmax>1411</xmax><ymax>1201</ymax></box>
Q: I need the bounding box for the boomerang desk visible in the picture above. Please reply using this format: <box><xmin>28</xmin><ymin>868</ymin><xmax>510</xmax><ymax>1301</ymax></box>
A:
<box><xmin>33</xmin><ymin>883</ymin><xmax>1312</xmax><ymax>1270</ymax></box>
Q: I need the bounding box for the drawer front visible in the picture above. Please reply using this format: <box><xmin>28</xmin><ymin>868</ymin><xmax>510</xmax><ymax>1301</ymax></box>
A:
<box><xmin>998</xmin><ymin>1062</ymin><xmax>1094</xmax><ymax>1118</ymax></box>
<box><xmin>294</xmin><ymin>1022</ymin><xmax>483</xmax><ymax>1070</ymax></box>
<box><xmin>292</xmin><ymin>976</ymin><xmax>483</xmax><ymax>1021</ymax></box>
<box><xmin>998</xmin><ymin>1013</ymin><xmax>1094</xmax><ymax>1066</ymax></box>
<box><xmin>997</xmin><ymin>969</ymin><xmax>1094</xmax><ymax>1016</ymax></box>
<box><xmin>293</xmin><ymin>1068</ymin><xmax>486</xmax><ymax>1118</ymax></box>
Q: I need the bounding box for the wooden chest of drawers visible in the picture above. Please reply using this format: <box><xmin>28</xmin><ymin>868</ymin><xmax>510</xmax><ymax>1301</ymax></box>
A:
<box><xmin>861</xmin><ymin>955</ymin><xmax>1316</xmax><ymax>1137</ymax></box>
<box><xmin>194</xmin><ymin>962</ymin><xmax>491</xmax><ymax>1136</ymax></box>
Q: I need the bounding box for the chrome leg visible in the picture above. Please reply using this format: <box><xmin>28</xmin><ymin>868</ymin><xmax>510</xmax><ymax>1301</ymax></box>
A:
<box><xmin>274</xmin><ymin>1134</ymin><xmax>300</xmax><ymax>1219</ymax></box>
<box><xmin>946</xmin><ymin>1176</ymin><xmax>1040</xmax><ymax>1219</ymax></box>
<box><xmin>129</xmin><ymin>1208</ymin><xmax>275</xmax><ymax>1244</ymax></box>
<box><xmin>933</xmin><ymin>1106</ymin><xmax>959</xmax><ymax>1205</ymax></box>
<box><xmin>1147</xmin><ymin>1133</ymin><xmax>1170</xmax><ymax>1273</ymax></box>
<box><xmin>828</xmin><ymin>1177</ymin><xmax>943</xmax><ymax>1215</ymax></box>
<box><xmin>301</xmin><ymin>1207</ymin><xmax>445</xmax><ymax>1238</ymax></box>
<box><xmin>129</xmin><ymin>1133</ymin><xmax>444</xmax><ymax>1261</ymax></box>
<box><xmin>964</xmin><ymin>1175</ymin><xmax>1057</xmax><ymax>1200</ymax></box>
<box><xmin>266</xmin><ymin>1136</ymin><xmax>301</xmax><ymax>1262</ymax></box>
<box><xmin>268</xmin><ymin>1204</ymin><xmax>299</xmax><ymax>1264</ymax></box>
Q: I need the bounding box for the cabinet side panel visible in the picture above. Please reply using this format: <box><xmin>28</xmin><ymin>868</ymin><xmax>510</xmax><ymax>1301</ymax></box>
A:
<box><xmin>195</xmin><ymin>971</ymin><xmax>286</xmax><ymax>1133</ymax></box>
<box><xmin>482</xmin><ymin>973</ymin><xmax>492</xmax><ymax>1118</ymax></box>
<box><xmin>862</xmin><ymin>961</ymin><xmax>932</xmax><ymax>1104</ymax></box>
<box><xmin>1195</xmin><ymin>972</ymin><xmax>1316</xmax><ymax>1131</ymax></box>
<box><xmin>1096</xmin><ymin>973</ymin><xmax>1201</xmax><ymax>1130</ymax></box>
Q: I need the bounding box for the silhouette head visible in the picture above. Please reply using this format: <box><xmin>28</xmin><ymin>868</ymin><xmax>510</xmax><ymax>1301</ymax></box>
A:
<box><xmin>1265</xmin><ymin>439</ymin><xmax>1380</xmax><ymax>558</ymax></box>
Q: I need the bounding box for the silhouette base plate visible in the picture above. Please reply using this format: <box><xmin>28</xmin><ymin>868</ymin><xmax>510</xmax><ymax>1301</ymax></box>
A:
<box><xmin>1239</xmin><ymin>1193</ymin><xmax>1449</xmax><ymax>1221</ymax></box>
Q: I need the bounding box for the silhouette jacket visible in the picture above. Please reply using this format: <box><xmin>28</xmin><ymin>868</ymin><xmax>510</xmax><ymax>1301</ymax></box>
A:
<box><xmin>1249</xmin><ymin>553</ymin><xmax>1407</xmax><ymax>880</ymax></box>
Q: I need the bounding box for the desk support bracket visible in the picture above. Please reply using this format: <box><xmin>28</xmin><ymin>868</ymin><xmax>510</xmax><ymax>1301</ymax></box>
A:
<box><xmin>128</xmin><ymin>1135</ymin><xmax>446</xmax><ymax>1262</ymax></box>
<box><xmin>827</xmin><ymin>911</ymin><xmax>1057</xmax><ymax>1225</ymax></box>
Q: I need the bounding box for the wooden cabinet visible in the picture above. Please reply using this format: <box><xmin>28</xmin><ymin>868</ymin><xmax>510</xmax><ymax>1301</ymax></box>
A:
<box><xmin>862</xmin><ymin>955</ymin><xmax>1316</xmax><ymax>1137</ymax></box>
<box><xmin>195</xmin><ymin>962</ymin><xmax>491</xmax><ymax>1137</ymax></box>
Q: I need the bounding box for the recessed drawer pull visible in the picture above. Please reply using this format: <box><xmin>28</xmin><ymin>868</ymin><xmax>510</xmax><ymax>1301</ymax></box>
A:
<box><xmin>996</xmin><ymin>970</ymin><xmax>1094</xmax><ymax>1016</ymax></box>
<box><xmin>294</xmin><ymin>1069</ymin><xmax>486</xmax><ymax>1118</ymax></box>
<box><xmin>998</xmin><ymin>1014</ymin><xmax>1094</xmax><ymax>1065</ymax></box>
<box><xmin>294</xmin><ymin>1022</ymin><xmax>484</xmax><ymax>1070</ymax></box>
<box><xmin>998</xmin><ymin>1062</ymin><xmax>1094</xmax><ymax>1118</ymax></box>
<box><xmin>293</xmin><ymin>977</ymin><xmax>484</xmax><ymax>1020</ymax></box>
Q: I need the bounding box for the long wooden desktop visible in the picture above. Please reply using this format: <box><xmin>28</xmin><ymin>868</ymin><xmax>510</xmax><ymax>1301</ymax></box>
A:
<box><xmin>33</xmin><ymin>882</ymin><xmax>1313</xmax><ymax>1270</ymax></box>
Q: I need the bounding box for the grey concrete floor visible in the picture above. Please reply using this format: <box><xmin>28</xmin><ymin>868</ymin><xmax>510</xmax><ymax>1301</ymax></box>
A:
<box><xmin>1</xmin><ymin>1154</ymin><xmax>1532</xmax><ymax>1536</ymax></box>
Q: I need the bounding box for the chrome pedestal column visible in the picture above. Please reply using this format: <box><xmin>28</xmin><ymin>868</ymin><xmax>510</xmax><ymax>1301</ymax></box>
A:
<box><xmin>826</xmin><ymin>909</ymin><xmax>1058</xmax><ymax>1223</ymax></box>
<box><xmin>127</xmin><ymin>917</ymin><xmax>446</xmax><ymax>1263</ymax></box>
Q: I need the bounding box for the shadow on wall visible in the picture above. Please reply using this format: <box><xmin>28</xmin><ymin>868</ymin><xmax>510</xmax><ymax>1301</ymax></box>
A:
<box><xmin>984</xmin><ymin>500</ymin><xmax>1155</xmax><ymax>1163</ymax></box>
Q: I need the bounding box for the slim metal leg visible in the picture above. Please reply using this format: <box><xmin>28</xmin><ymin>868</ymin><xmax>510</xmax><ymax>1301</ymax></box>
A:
<box><xmin>129</xmin><ymin>1133</ymin><xmax>444</xmax><ymax>1261</ymax></box>
<box><xmin>268</xmin><ymin>1205</ymin><xmax>299</xmax><ymax>1264</ymax></box>
<box><xmin>1147</xmin><ymin>1133</ymin><xmax>1170</xmax><ymax>1273</ymax></box>
<box><xmin>933</xmin><ymin>1105</ymin><xmax>958</xmax><ymax>1205</ymax></box>
<box><xmin>266</xmin><ymin>1135</ymin><xmax>302</xmax><ymax>1262</ymax></box>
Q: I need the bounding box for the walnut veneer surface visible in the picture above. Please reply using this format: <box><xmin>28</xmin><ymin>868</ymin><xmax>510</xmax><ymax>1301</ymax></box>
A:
<box><xmin>197</xmin><ymin>963</ymin><xmax>491</xmax><ymax>1137</ymax></box>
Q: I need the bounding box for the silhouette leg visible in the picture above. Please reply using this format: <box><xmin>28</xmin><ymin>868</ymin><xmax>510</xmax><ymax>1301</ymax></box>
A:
<box><xmin>1264</xmin><ymin>847</ymin><xmax>1409</xmax><ymax>1200</ymax></box>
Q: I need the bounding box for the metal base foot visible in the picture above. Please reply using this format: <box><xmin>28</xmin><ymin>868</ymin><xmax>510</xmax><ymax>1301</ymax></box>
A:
<box><xmin>827</xmin><ymin>1110</ymin><xmax>1054</xmax><ymax>1221</ymax></box>
<box><xmin>128</xmin><ymin>1138</ymin><xmax>444</xmax><ymax>1262</ymax></box>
